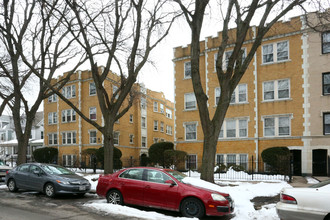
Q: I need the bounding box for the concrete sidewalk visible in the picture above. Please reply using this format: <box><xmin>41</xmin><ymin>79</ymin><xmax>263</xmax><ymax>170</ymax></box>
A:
<box><xmin>289</xmin><ymin>176</ymin><xmax>329</xmax><ymax>187</ymax></box>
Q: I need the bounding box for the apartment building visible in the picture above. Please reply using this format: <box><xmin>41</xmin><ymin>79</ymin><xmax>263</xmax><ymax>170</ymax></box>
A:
<box><xmin>174</xmin><ymin>14</ymin><xmax>330</xmax><ymax>176</ymax></box>
<box><xmin>43</xmin><ymin>69</ymin><xmax>174</xmax><ymax>167</ymax></box>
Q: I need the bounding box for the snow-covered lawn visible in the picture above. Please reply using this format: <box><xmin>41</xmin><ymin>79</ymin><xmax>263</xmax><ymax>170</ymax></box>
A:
<box><xmin>81</xmin><ymin>171</ymin><xmax>292</xmax><ymax>220</ymax></box>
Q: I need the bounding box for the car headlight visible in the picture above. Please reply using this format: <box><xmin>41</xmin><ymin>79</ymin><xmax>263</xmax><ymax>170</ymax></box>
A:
<box><xmin>211</xmin><ymin>193</ymin><xmax>227</xmax><ymax>201</ymax></box>
<box><xmin>56</xmin><ymin>180</ymin><xmax>70</xmax><ymax>185</ymax></box>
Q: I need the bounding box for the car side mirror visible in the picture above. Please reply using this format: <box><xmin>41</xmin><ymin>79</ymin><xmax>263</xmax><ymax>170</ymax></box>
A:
<box><xmin>165</xmin><ymin>179</ymin><xmax>176</xmax><ymax>187</ymax></box>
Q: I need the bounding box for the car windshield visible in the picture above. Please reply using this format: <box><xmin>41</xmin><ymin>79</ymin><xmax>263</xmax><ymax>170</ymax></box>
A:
<box><xmin>41</xmin><ymin>165</ymin><xmax>74</xmax><ymax>175</ymax></box>
<box><xmin>0</xmin><ymin>161</ymin><xmax>4</xmax><ymax>166</ymax></box>
<box><xmin>166</xmin><ymin>170</ymin><xmax>187</xmax><ymax>183</ymax></box>
<box><xmin>309</xmin><ymin>179</ymin><xmax>330</xmax><ymax>188</ymax></box>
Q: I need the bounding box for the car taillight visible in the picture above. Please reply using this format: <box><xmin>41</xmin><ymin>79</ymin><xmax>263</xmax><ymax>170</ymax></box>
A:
<box><xmin>280</xmin><ymin>193</ymin><xmax>297</xmax><ymax>204</ymax></box>
<box><xmin>6</xmin><ymin>170</ymin><xmax>9</xmax><ymax>174</ymax></box>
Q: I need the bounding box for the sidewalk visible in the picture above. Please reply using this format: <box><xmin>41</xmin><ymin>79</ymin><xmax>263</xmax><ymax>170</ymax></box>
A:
<box><xmin>289</xmin><ymin>176</ymin><xmax>329</xmax><ymax>187</ymax></box>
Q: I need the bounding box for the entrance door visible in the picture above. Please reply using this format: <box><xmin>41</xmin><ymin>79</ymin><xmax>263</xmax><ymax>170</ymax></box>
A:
<box><xmin>312</xmin><ymin>149</ymin><xmax>328</xmax><ymax>176</ymax></box>
<box><xmin>290</xmin><ymin>150</ymin><xmax>302</xmax><ymax>176</ymax></box>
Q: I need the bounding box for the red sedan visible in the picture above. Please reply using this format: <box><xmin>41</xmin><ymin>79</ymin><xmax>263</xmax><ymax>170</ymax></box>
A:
<box><xmin>96</xmin><ymin>167</ymin><xmax>234</xmax><ymax>218</ymax></box>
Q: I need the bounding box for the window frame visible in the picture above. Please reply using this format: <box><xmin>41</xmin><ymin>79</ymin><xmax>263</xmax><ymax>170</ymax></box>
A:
<box><xmin>263</xmin><ymin>115</ymin><xmax>291</xmax><ymax>137</ymax></box>
<box><xmin>62</xmin><ymin>85</ymin><xmax>76</xmax><ymax>99</ymax></box>
<box><xmin>153</xmin><ymin>102</ymin><xmax>158</xmax><ymax>112</ymax></box>
<box><xmin>185</xmin><ymin>122</ymin><xmax>197</xmax><ymax>141</ymax></box>
<box><xmin>184</xmin><ymin>61</ymin><xmax>191</xmax><ymax>79</ymax></box>
<box><xmin>186</xmin><ymin>154</ymin><xmax>197</xmax><ymax>170</ymax></box>
<box><xmin>323</xmin><ymin>113</ymin><xmax>330</xmax><ymax>135</ymax></box>
<box><xmin>262</xmin><ymin>40</ymin><xmax>289</xmax><ymax>64</ymax></box>
<box><xmin>322</xmin><ymin>72</ymin><xmax>330</xmax><ymax>96</ymax></box>
<box><xmin>141</xmin><ymin>117</ymin><xmax>146</xmax><ymax>128</ymax></box>
<box><xmin>61</xmin><ymin>109</ymin><xmax>76</xmax><ymax>123</ymax></box>
<box><xmin>48</xmin><ymin>112</ymin><xmax>58</xmax><ymax>125</ymax></box>
<box><xmin>62</xmin><ymin>131</ymin><xmax>77</xmax><ymax>145</ymax></box>
<box><xmin>141</xmin><ymin>136</ymin><xmax>147</xmax><ymax>148</ymax></box>
<box><xmin>263</xmin><ymin>79</ymin><xmax>290</xmax><ymax>101</ymax></box>
<box><xmin>113</xmin><ymin>131</ymin><xmax>120</xmax><ymax>145</ymax></box>
<box><xmin>184</xmin><ymin>93</ymin><xmax>197</xmax><ymax>110</ymax></box>
<box><xmin>89</xmin><ymin>82</ymin><xmax>96</xmax><ymax>96</ymax></box>
<box><xmin>322</xmin><ymin>31</ymin><xmax>330</xmax><ymax>54</ymax></box>
<box><xmin>89</xmin><ymin>130</ymin><xmax>97</xmax><ymax>144</ymax></box>
<box><xmin>218</xmin><ymin>118</ymin><xmax>248</xmax><ymax>139</ymax></box>
<box><xmin>48</xmin><ymin>133</ymin><xmax>58</xmax><ymax>145</ymax></box>
<box><xmin>154</xmin><ymin>120</ymin><xmax>158</xmax><ymax>131</ymax></box>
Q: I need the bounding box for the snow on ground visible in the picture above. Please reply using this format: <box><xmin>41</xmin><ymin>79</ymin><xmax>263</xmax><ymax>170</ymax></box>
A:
<box><xmin>78</xmin><ymin>169</ymin><xmax>291</xmax><ymax>220</ymax></box>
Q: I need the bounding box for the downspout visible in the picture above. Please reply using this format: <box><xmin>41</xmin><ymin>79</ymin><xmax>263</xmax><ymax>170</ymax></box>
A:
<box><xmin>253</xmin><ymin>26</ymin><xmax>259</xmax><ymax>172</ymax></box>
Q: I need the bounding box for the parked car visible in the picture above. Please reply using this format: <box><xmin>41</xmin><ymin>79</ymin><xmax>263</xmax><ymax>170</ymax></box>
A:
<box><xmin>5</xmin><ymin>163</ymin><xmax>91</xmax><ymax>197</ymax></box>
<box><xmin>96</xmin><ymin>167</ymin><xmax>234</xmax><ymax>218</ymax></box>
<box><xmin>0</xmin><ymin>161</ymin><xmax>12</xmax><ymax>182</ymax></box>
<box><xmin>276</xmin><ymin>179</ymin><xmax>330</xmax><ymax>220</ymax></box>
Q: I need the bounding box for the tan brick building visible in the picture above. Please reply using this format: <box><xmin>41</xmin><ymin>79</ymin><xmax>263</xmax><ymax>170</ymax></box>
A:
<box><xmin>44</xmin><ymin>68</ymin><xmax>174</xmax><ymax>167</ymax></box>
<box><xmin>173</xmin><ymin>14</ymin><xmax>330</xmax><ymax>176</ymax></box>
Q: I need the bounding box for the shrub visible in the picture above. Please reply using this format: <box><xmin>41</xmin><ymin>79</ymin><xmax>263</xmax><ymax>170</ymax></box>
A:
<box><xmin>148</xmin><ymin>142</ymin><xmax>174</xmax><ymax>167</ymax></box>
<box><xmin>164</xmin><ymin>149</ymin><xmax>187</xmax><ymax>169</ymax></box>
<box><xmin>261</xmin><ymin>147</ymin><xmax>290</xmax><ymax>174</ymax></box>
<box><xmin>96</xmin><ymin>147</ymin><xmax>122</xmax><ymax>169</ymax></box>
<box><xmin>33</xmin><ymin>147</ymin><xmax>58</xmax><ymax>164</ymax></box>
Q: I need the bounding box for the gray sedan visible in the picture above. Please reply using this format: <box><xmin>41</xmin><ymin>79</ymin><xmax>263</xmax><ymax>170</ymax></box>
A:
<box><xmin>5</xmin><ymin>163</ymin><xmax>91</xmax><ymax>197</ymax></box>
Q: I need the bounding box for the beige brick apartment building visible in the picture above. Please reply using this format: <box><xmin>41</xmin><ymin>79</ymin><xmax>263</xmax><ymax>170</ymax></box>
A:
<box><xmin>173</xmin><ymin>14</ymin><xmax>330</xmax><ymax>176</ymax></box>
<box><xmin>44</xmin><ymin>69</ymin><xmax>174</xmax><ymax>167</ymax></box>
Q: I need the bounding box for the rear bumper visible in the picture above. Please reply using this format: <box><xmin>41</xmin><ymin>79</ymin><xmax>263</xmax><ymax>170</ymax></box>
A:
<box><xmin>276</xmin><ymin>202</ymin><xmax>326</xmax><ymax>220</ymax></box>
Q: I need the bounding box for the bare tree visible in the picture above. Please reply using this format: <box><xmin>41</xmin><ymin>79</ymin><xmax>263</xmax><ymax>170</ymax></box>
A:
<box><xmin>39</xmin><ymin>0</ymin><xmax>179</xmax><ymax>174</ymax></box>
<box><xmin>173</xmin><ymin>0</ymin><xmax>322</xmax><ymax>182</ymax></box>
<box><xmin>0</xmin><ymin>0</ymin><xmax>85</xmax><ymax>165</ymax></box>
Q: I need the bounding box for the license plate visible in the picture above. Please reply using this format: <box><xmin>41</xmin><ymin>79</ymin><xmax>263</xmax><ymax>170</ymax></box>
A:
<box><xmin>79</xmin><ymin>186</ymin><xmax>86</xmax><ymax>191</ymax></box>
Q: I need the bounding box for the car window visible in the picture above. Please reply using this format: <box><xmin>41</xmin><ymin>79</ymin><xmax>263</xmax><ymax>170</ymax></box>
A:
<box><xmin>309</xmin><ymin>179</ymin><xmax>330</xmax><ymax>188</ymax></box>
<box><xmin>119</xmin><ymin>169</ymin><xmax>143</xmax><ymax>180</ymax></box>
<box><xmin>0</xmin><ymin>161</ymin><xmax>4</xmax><ymax>166</ymax></box>
<box><xmin>146</xmin><ymin>170</ymin><xmax>172</xmax><ymax>184</ymax></box>
<box><xmin>41</xmin><ymin>165</ymin><xmax>74</xmax><ymax>175</ymax></box>
<box><xmin>166</xmin><ymin>170</ymin><xmax>187</xmax><ymax>183</ymax></box>
<box><xmin>17</xmin><ymin>164</ymin><xmax>30</xmax><ymax>173</ymax></box>
<box><xmin>29</xmin><ymin>165</ymin><xmax>42</xmax><ymax>174</ymax></box>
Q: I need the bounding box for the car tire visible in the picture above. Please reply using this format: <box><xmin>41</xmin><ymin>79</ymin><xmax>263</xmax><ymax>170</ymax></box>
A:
<box><xmin>324</xmin><ymin>214</ymin><xmax>330</xmax><ymax>220</ymax></box>
<box><xmin>44</xmin><ymin>183</ymin><xmax>56</xmax><ymax>198</ymax></box>
<box><xmin>106</xmin><ymin>190</ymin><xmax>123</xmax><ymax>205</ymax></box>
<box><xmin>7</xmin><ymin>179</ymin><xmax>18</xmax><ymax>192</ymax></box>
<box><xmin>180</xmin><ymin>198</ymin><xmax>205</xmax><ymax>218</ymax></box>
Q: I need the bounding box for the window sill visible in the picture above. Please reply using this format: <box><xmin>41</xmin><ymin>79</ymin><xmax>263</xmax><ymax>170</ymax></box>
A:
<box><xmin>261</xmin><ymin>98</ymin><xmax>292</xmax><ymax>103</ymax></box>
<box><xmin>183</xmin><ymin>77</ymin><xmax>192</xmax><ymax>80</ymax></box>
<box><xmin>261</xmin><ymin>59</ymin><xmax>291</xmax><ymax>66</ymax></box>
<box><xmin>184</xmin><ymin>108</ymin><xmax>197</xmax><ymax>112</ymax></box>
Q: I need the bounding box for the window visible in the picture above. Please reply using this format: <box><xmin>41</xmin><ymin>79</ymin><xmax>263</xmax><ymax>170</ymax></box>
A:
<box><xmin>154</xmin><ymin>120</ymin><xmax>158</xmax><ymax>131</ymax></box>
<box><xmin>186</xmin><ymin>155</ymin><xmax>197</xmax><ymax>170</ymax></box>
<box><xmin>61</xmin><ymin>109</ymin><xmax>76</xmax><ymax>123</ymax></box>
<box><xmin>160</xmin><ymin>121</ymin><xmax>164</xmax><ymax>132</ymax></box>
<box><xmin>322</xmin><ymin>31</ymin><xmax>330</xmax><ymax>54</ymax></box>
<box><xmin>263</xmin><ymin>79</ymin><xmax>290</xmax><ymax>101</ymax></box>
<box><xmin>113</xmin><ymin>131</ymin><xmax>119</xmax><ymax>145</ymax></box>
<box><xmin>142</xmin><ymin>117</ymin><xmax>146</xmax><ymax>128</ymax></box>
<box><xmin>90</xmin><ymin>131</ymin><xmax>97</xmax><ymax>144</ymax></box>
<box><xmin>239</xmin><ymin>154</ymin><xmax>248</xmax><ymax>170</ymax></box>
<box><xmin>113</xmin><ymin>85</ymin><xmax>119</xmax><ymax>99</ymax></box>
<box><xmin>230</xmin><ymin>84</ymin><xmax>247</xmax><ymax>104</ymax></box>
<box><xmin>48</xmin><ymin>112</ymin><xmax>58</xmax><ymax>125</ymax></box>
<box><xmin>215</xmin><ymin>49</ymin><xmax>246</xmax><ymax>70</ymax></box>
<box><xmin>129</xmin><ymin>134</ymin><xmax>134</xmax><ymax>144</ymax></box>
<box><xmin>141</xmin><ymin>97</ymin><xmax>146</xmax><ymax>109</ymax></box>
<box><xmin>263</xmin><ymin>116</ymin><xmax>291</xmax><ymax>137</ymax></box>
<box><xmin>184</xmin><ymin>61</ymin><xmax>191</xmax><ymax>78</ymax></box>
<box><xmin>227</xmin><ymin>154</ymin><xmax>236</xmax><ymax>168</ymax></box>
<box><xmin>166</xmin><ymin>125</ymin><xmax>172</xmax><ymax>135</ymax></box>
<box><xmin>62</xmin><ymin>155</ymin><xmax>77</xmax><ymax>167</ymax></box>
<box><xmin>215</xmin><ymin>87</ymin><xmax>221</xmax><ymax>105</ymax></box>
<box><xmin>48</xmin><ymin>94</ymin><xmax>57</xmax><ymax>103</ymax></box>
<box><xmin>184</xmin><ymin>93</ymin><xmax>197</xmax><ymax>110</ymax></box>
<box><xmin>41</xmin><ymin>131</ymin><xmax>44</xmax><ymax>139</ymax></box>
<box><xmin>216</xmin><ymin>154</ymin><xmax>224</xmax><ymax>165</ymax></box>
<box><xmin>153</xmin><ymin>102</ymin><xmax>158</xmax><ymax>112</ymax></box>
<box><xmin>89</xmin><ymin>107</ymin><xmax>97</xmax><ymax>120</ymax></box>
<box><xmin>323</xmin><ymin>113</ymin><xmax>330</xmax><ymax>135</ymax></box>
<box><xmin>119</xmin><ymin>169</ymin><xmax>143</xmax><ymax>180</ymax></box>
<box><xmin>129</xmin><ymin>114</ymin><xmax>133</xmax><ymax>123</ymax></box>
<box><xmin>262</xmin><ymin>41</ymin><xmax>289</xmax><ymax>64</ymax></box>
<box><xmin>323</xmin><ymin>73</ymin><xmax>330</xmax><ymax>95</ymax></box>
<box><xmin>48</xmin><ymin>133</ymin><xmax>58</xmax><ymax>145</ymax></box>
<box><xmin>185</xmin><ymin>123</ymin><xmax>197</xmax><ymax>140</ymax></box>
<box><xmin>160</xmin><ymin>103</ymin><xmax>164</xmax><ymax>113</ymax></box>
<box><xmin>62</xmin><ymin>85</ymin><xmax>76</xmax><ymax>99</ymax></box>
<box><xmin>62</xmin><ymin>131</ymin><xmax>76</xmax><ymax>145</ymax></box>
<box><xmin>89</xmin><ymin>82</ymin><xmax>96</xmax><ymax>96</ymax></box>
<box><xmin>218</xmin><ymin>118</ymin><xmax>248</xmax><ymax>139</ymax></box>
<box><xmin>166</xmin><ymin>109</ymin><xmax>172</xmax><ymax>119</ymax></box>
<box><xmin>141</xmin><ymin>136</ymin><xmax>147</xmax><ymax>148</ymax></box>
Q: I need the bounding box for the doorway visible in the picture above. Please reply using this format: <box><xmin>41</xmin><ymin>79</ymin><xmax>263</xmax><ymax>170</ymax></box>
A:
<box><xmin>312</xmin><ymin>149</ymin><xmax>328</xmax><ymax>176</ymax></box>
<box><xmin>290</xmin><ymin>150</ymin><xmax>302</xmax><ymax>176</ymax></box>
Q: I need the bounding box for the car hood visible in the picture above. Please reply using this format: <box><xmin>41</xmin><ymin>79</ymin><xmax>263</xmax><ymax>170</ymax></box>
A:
<box><xmin>53</xmin><ymin>174</ymin><xmax>89</xmax><ymax>183</ymax></box>
<box><xmin>182</xmin><ymin>177</ymin><xmax>229</xmax><ymax>196</ymax></box>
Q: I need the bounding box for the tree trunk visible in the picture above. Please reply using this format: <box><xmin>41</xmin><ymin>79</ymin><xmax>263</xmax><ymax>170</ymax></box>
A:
<box><xmin>16</xmin><ymin>135</ymin><xmax>29</xmax><ymax>165</ymax></box>
<box><xmin>200</xmin><ymin>133</ymin><xmax>219</xmax><ymax>182</ymax></box>
<box><xmin>103</xmin><ymin>126</ymin><xmax>114</xmax><ymax>174</ymax></box>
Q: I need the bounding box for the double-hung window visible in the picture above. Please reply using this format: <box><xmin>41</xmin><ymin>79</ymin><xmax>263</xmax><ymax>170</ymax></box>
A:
<box><xmin>218</xmin><ymin>118</ymin><xmax>248</xmax><ymax>139</ymax></box>
<box><xmin>89</xmin><ymin>82</ymin><xmax>96</xmax><ymax>96</ymax></box>
<box><xmin>113</xmin><ymin>131</ymin><xmax>119</xmax><ymax>145</ymax></box>
<box><xmin>166</xmin><ymin>109</ymin><xmax>172</xmax><ymax>119</ymax></box>
<box><xmin>184</xmin><ymin>93</ymin><xmax>197</xmax><ymax>110</ymax></box>
<box><xmin>89</xmin><ymin>107</ymin><xmax>97</xmax><ymax>120</ymax></box>
<box><xmin>62</xmin><ymin>85</ymin><xmax>76</xmax><ymax>99</ymax></box>
<box><xmin>263</xmin><ymin>79</ymin><xmax>290</xmax><ymax>101</ymax></box>
<box><xmin>322</xmin><ymin>31</ymin><xmax>330</xmax><ymax>54</ymax></box>
<box><xmin>89</xmin><ymin>131</ymin><xmax>97</xmax><ymax>144</ymax></box>
<box><xmin>142</xmin><ymin>117</ymin><xmax>146</xmax><ymax>128</ymax></box>
<box><xmin>166</xmin><ymin>125</ymin><xmax>172</xmax><ymax>135</ymax></box>
<box><xmin>62</xmin><ymin>109</ymin><xmax>76</xmax><ymax>123</ymax></box>
<box><xmin>263</xmin><ymin>116</ymin><xmax>291</xmax><ymax>137</ymax></box>
<box><xmin>48</xmin><ymin>112</ymin><xmax>58</xmax><ymax>125</ymax></box>
<box><xmin>324</xmin><ymin>113</ymin><xmax>330</xmax><ymax>135</ymax></box>
<box><xmin>113</xmin><ymin>85</ymin><xmax>119</xmax><ymax>99</ymax></box>
<box><xmin>48</xmin><ymin>133</ymin><xmax>58</xmax><ymax>145</ymax></box>
<box><xmin>48</xmin><ymin>94</ymin><xmax>57</xmax><ymax>103</ymax></box>
<box><xmin>62</xmin><ymin>131</ymin><xmax>76</xmax><ymax>145</ymax></box>
<box><xmin>185</xmin><ymin>123</ymin><xmax>197</xmax><ymax>140</ymax></box>
<box><xmin>215</xmin><ymin>87</ymin><xmax>221</xmax><ymax>105</ymax></box>
<box><xmin>154</xmin><ymin>120</ymin><xmax>158</xmax><ymax>131</ymax></box>
<box><xmin>160</xmin><ymin>122</ymin><xmax>164</xmax><ymax>132</ymax></box>
<box><xmin>160</xmin><ymin>103</ymin><xmax>164</xmax><ymax>113</ymax></box>
<box><xmin>184</xmin><ymin>61</ymin><xmax>191</xmax><ymax>78</ymax></box>
<box><xmin>153</xmin><ymin>102</ymin><xmax>158</xmax><ymax>112</ymax></box>
<box><xmin>323</xmin><ymin>73</ymin><xmax>330</xmax><ymax>95</ymax></box>
<box><xmin>229</xmin><ymin>84</ymin><xmax>247</xmax><ymax>104</ymax></box>
<box><xmin>262</xmin><ymin>41</ymin><xmax>289</xmax><ymax>64</ymax></box>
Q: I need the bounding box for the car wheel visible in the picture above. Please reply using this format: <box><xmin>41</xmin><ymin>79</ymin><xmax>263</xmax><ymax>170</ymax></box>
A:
<box><xmin>44</xmin><ymin>183</ymin><xmax>56</xmax><ymax>198</ymax></box>
<box><xmin>324</xmin><ymin>214</ymin><xmax>330</xmax><ymax>220</ymax></box>
<box><xmin>180</xmin><ymin>198</ymin><xmax>205</xmax><ymax>218</ymax></box>
<box><xmin>106</xmin><ymin>190</ymin><xmax>123</xmax><ymax>205</ymax></box>
<box><xmin>7</xmin><ymin>179</ymin><xmax>18</xmax><ymax>192</ymax></box>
